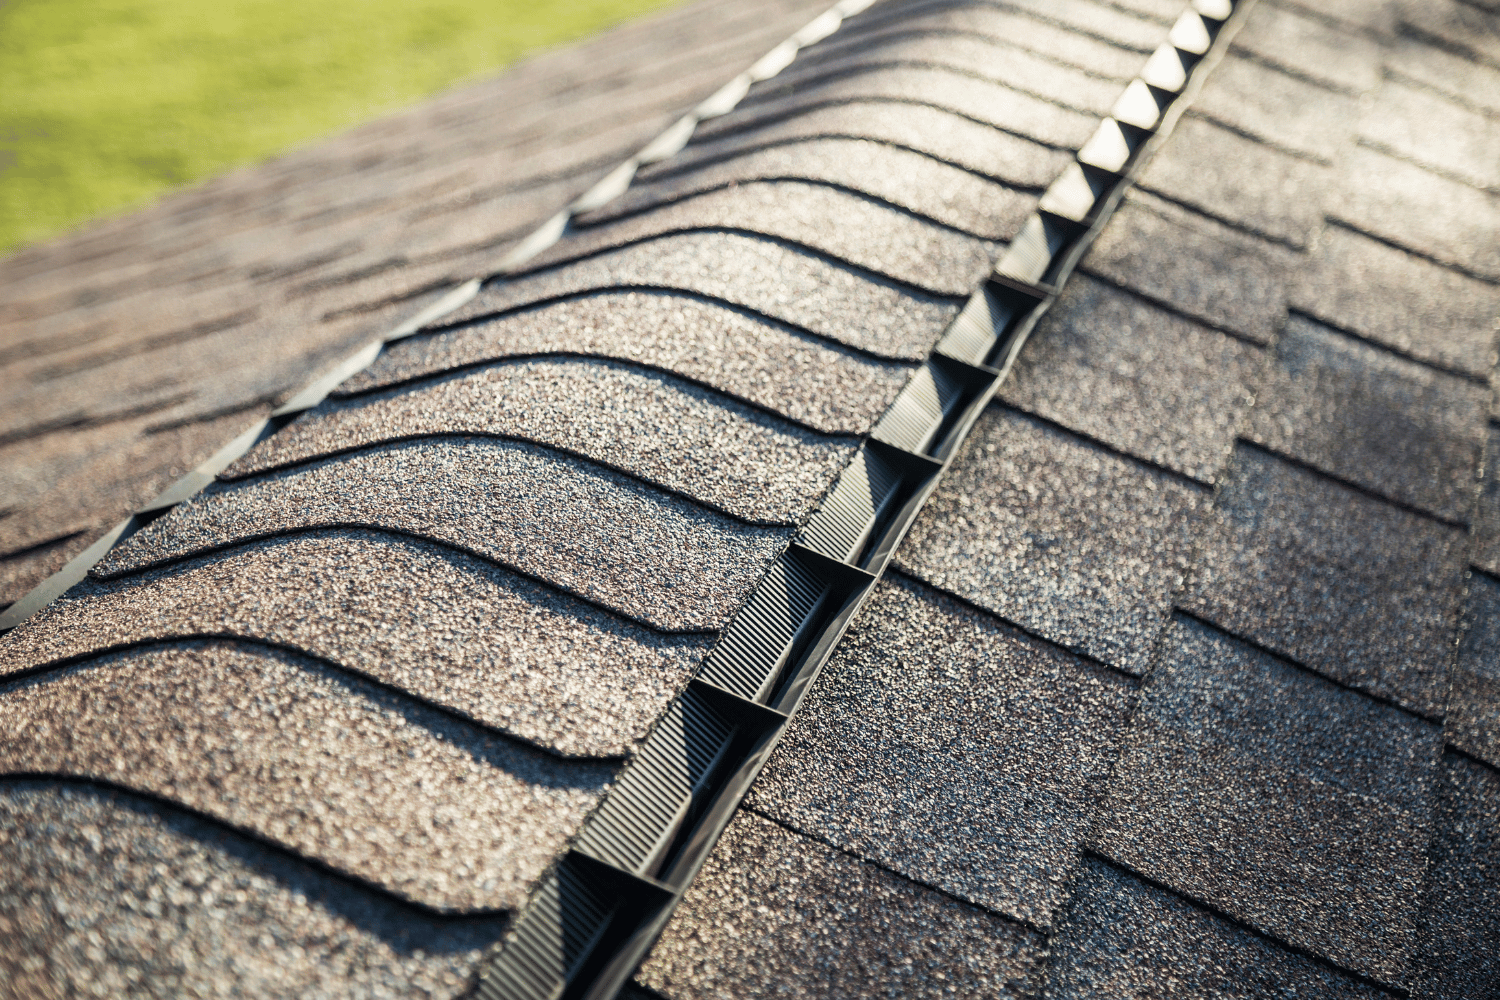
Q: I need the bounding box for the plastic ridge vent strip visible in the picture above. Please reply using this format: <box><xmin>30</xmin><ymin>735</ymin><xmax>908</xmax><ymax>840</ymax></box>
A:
<box><xmin>475</xmin><ymin>4</ymin><xmax>1252</xmax><ymax>995</ymax></box>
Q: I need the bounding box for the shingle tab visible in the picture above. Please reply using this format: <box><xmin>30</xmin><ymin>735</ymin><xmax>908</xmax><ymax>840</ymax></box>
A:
<box><xmin>637</xmin><ymin>811</ymin><xmax>1045</xmax><ymax>999</ymax></box>
<box><xmin>0</xmin><ymin>641</ymin><xmax>613</xmax><ymax>911</ymax></box>
<box><xmin>987</xmin><ymin>0</ymin><xmax>1167</xmax><ymax>51</ymax></box>
<box><xmin>1385</xmin><ymin>36</ymin><xmax>1500</xmax><ymax>116</ymax></box>
<box><xmin>1448</xmin><ymin>574</ymin><xmax>1500</xmax><ymax>770</ymax></box>
<box><xmin>1473</xmin><ymin>432</ymin><xmax>1500</xmax><ymax>576</ymax></box>
<box><xmin>1360</xmin><ymin>79</ymin><xmax>1500</xmax><ymax>192</ymax></box>
<box><xmin>1245</xmin><ymin>314</ymin><xmax>1487</xmax><ymax>523</ymax></box>
<box><xmin>230</xmin><ymin>358</ymin><xmax>857</xmax><ymax>524</ymax></box>
<box><xmin>1095</xmin><ymin>616</ymin><xmax>1441</xmax><ymax>986</ymax></box>
<box><xmin>1291</xmin><ymin>224</ymin><xmax>1500</xmax><ymax>378</ymax></box>
<box><xmin>580</xmin><ymin>138</ymin><xmax>1035</xmax><ymax>240</ymax></box>
<box><xmin>1001</xmin><ymin>275</ymin><xmax>1262</xmax><ymax>482</ymax></box>
<box><xmin>898</xmin><ymin>407</ymin><xmax>1209</xmax><ymax>673</ymax></box>
<box><xmin>1185</xmin><ymin>445</ymin><xmax>1467</xmax><ymax>718</ymax></box>
<box><xmin>1041</xmin><ymin>857</ymin><xmax>1387</xmax><ymax>999</ymax></box>
<box><xmin>0</xmin><ymin>530</ymin><xmax>709</xmax><ymax>758</ymax></box>
<box><xmin>93</xmin><ymin>439</ymin><xmax>788</xmax><ymax>632</ymax></box>
<box><xmin>522</xmin><ymin>181</ymin><xmax>996</xmax><ymax>297</ymax></box>
<box><xmin>650</xmin><ymin>102</ymin><xmax>1069</xmax><ymax>190</ymax></box>
<box><xmin>1082</xmin><ymin>192</ymin><xmax>1294</xmax><ymax>345</ymax></box>
<box><xmin>438</xmin><ymin>233</ymin><xmax>960</xmax><ymax>361</ymax></box>
<box><xmin>748</xmin><ymin>575</ymin><xmax>1135</xmax><ymax>925</ymax></box>
<box><xmin>1192</xmin><ymin>56</ymin><xmax>1357</xmax><ymax>162</ymax></box>
<box><xmin>0</xmin><ymin>781</ymin><xmax>510</xmax><ymax>999</ymax></box>
<box><xmin>1230</xmin><ymin>1</ymin><xmax>1382</xmax><ymax>94</ymax></box>
<box><xmin>1138</xmin><ymin>117</ymin><xmax>1331</xmax><ymax>248</ymax></box>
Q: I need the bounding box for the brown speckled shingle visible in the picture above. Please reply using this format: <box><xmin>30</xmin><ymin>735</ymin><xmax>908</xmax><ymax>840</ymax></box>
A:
<box><xmin>898</xmin><ymin>407</ymin><xmax>1210</xmax><ymax>674</ymax></box>
<box><xmin>228</xmin><ymin>357</ymin><xmax>857</xmax><ymax>525</ymax></box>
<box><xmin>93</xmin><ymin>438</ymin><xmax>789</xmax><ymax>632</ymax></box>
<box><xmin>0</xmin><ymin>530</ymin><xmax>709</xmax><ymax>758</ymax></box>
<box><xmin>747</xmin><ymin>575</ymin><xmax>1135</xmax><ymax>926</ymax></box>
<box><xmin>0</xmin><ymin>641</ymin><xmax>613</xmax><ymax>912</ymax></box>
<box><xmin>1186</xmin><ymin>445</ymin><xmax>1467</xmax><ymax>718</ymax></box>
<box><xmin>637</xmin><ymin>811</ymin><xmax>1045</xmax><ymax>999</ymax></box>
<box><xmin>1095</xmin><ymin>616</ymin><xmax>1441</xmax><ymax>987</ymax></box>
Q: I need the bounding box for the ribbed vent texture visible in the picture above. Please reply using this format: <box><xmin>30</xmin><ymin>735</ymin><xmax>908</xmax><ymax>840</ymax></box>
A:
<box><xmin>478</xmin><ymin>866</ymin><xmax>615</xmax><ymax>1000</ymax></box>
<box><xmin>698</xmin><ymin>554</ymin><xmax>828</xmax><ymax>700</ymax></box>
<box><xmin>576</xmin><ymin>691</ymin><xmax>735</xmax><ymax>873</ymax></box>
<box><xmin>800</xmin><ymin>447</ymin><xmax>901</xmax><ymax>562</ymax></box>
<box><xmin>871</xmin><ymin>363</ymin><xmax>965</xmax><ymax>453</ymax></box>
<box><xmin>936</xmin><ymin>290</ymin><xmax>1007</xmax><ymax>366</ymax></box>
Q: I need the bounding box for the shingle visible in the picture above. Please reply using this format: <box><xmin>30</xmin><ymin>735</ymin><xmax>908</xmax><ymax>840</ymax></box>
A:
<box><xmin>0</xmin><ymin>530</ymin><xmax>709</xmax><ymax>758</ymax></box>
<box><xmin>1040</xmin><ymin>857</ymin><xmax>1388</xmax><ymax>999</ymax></box>
<box><xmin>1082</xmin><ymin>192</ymin><xmax>1294</xmax><ymax>345</ymax></box>
<box><xmin>438</xmin><ymin>233</ymin><xmax>960</xmax><ymax>362</ymax></box>
<box><xmin>637</xmin><ymin>811</ymin><xmax>1045</xmax><ymax>1000</ymax></box>
<box><xmin>1246</xmin><ymin>315</ymin><xmax>1487</xmax><ymax>523</ymax></box>
<box><xmin>1230</xmin><ymin>1</ymin><xmax>1382</xmax><ymax>94</ymax></box>
<box><xmin>1409</xmin><ymin>753</ymin><xmax>1500</xmax><ymax>1000</ymax></box>
<box><xmin>1185</xmin><ymin>445</ymin><xmax>1467</xmax><ymax>718</ymax></box>
<box><xmin>1292</xmin><ymin>224</ymin><xmax>1500</xmax><ymax>378</ymax></box>
<box><xmin>651</xmin><ymin>102</ymin><xmax>1069</xmax><ymax>191</ymax></box>
<box><xmin>1001</xmin><ymin>275</ymin><xmax>1261</xmax><ymax>483</ymax></box>
<box><xmin>1359</xmin><ymin>79</ymin><xmax>1500</xmax><ymax>192</ymax></box>
<box><xmin>1397</xmin><ymin>0</ymin><xmax>1500</xmax><ymax>69</ymax></box>
<box><xmin>92</xmin><ymin>438</ymin><xmax>787</xmax><ymax>632</ymax></box>
<box><xmin>1191</xmin><ymin>55</ymin><xmax>1358</xmax><ymax>163</ymax></box>
<box><xmin>1138</xmin><ymin>117</ymin><xmax>1331</xmax><ymax>248</ymax></box>
<box><xmin>230</xmin><ymin>358</ymin><xmax>856</xmax><ymax>525</ymax></box>
<box><xmin>897</xmin><ymin>407</ymin><xmax>1209</xmax><ymax>674</ymax></box>
<box><xmin>1330</xmin><ymin>145</ymin><xmax>1500</xmax><ymax>282</ymax></box>
<box><xmin>1448</xmin><ymin>573</ymin><xmax>1500</xmax><ymax>770</ymax></box>
<box><xmin>692</xmin><ymin>66</ymin><xmax>1099</xmax><ymax>151</ymax></box>
<box><xmin>0</xmin><ymin>640</ymin><xmax>613</xmax><ymax>912</ymax></box>
<box><xmin>747</xmin><ymin>575</ymin><xmax>1134</xmax><ymax>925</ymax></box>
<box><xmin>522</xmin><ymin>181</ymin><xmax>996</xmax><ymax>297</ymax></box>
<box><xmin>581</xmin><ymin>138</ymin><xmax>1036</xmax><ymax>241</ymax></box>
<box><xmin>1474</xmin><ymin>433</ymin><xmax>1500</xmax><ymax>576</ymax></box>
<box><xmin>0</xmin><ymin>781</ymin><xmax>507</xmax><ymax>999</ymax></box>
<box><xmin>810</xmin><ymin>0</ymin><xmax>1146</xmax><ymax>80</ymax></box>
<box><xmin>1094</xmin><ymin>616</ymin><xmax>1441</xmax><ymax>986</ymax></box>
<box><xmin>1385</xmin><ymin>36</ymin><xmax>1500</xmax><ymax>116</ymax></box>
<box><xmin>750</xmin><ymin>32</ymin><xmax>1124</xmax><ymax>116</ymax></box>
<box><xmin>345</xmin><ymin>293</ymin><xmax>911</xmax><ymax>435</ymax></box>
<box><xmin>981</xmin><ymin>0</ymin><xmax>1166</xmax><ymax>51</ymax></box>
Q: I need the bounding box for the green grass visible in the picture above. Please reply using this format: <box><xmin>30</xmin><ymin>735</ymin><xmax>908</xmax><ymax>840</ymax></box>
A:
<box><xmin>0</xmin><ymin>0</ymin><xmax>682</xmax><ymax>257</ymax></box>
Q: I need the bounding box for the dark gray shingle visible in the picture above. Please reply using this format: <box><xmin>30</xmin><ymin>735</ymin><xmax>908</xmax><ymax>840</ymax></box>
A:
<box><xmin>1449</xmin><ymin>573</ymin><xmax>1500</xmax><ymax>770</ymax></box>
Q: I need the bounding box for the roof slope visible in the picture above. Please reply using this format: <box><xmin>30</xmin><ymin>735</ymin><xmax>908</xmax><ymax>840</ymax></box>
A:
<box><xmin>2</xmin><ymin>0</ymin><xmax>1499</xmax><ymax>997</ymax></box>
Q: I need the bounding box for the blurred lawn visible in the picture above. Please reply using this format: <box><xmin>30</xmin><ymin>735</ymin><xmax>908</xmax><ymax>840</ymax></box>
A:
<box><xmin>0</xmin><ymin>0</ymin><xmax>680</xmax><ymax>256</ymax></box>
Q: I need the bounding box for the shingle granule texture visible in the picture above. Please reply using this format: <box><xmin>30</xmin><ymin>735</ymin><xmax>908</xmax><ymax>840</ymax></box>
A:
<box><xmin>1191</xmin><ymin>55</ymin><xmax>1357</xmax><ymax>163</ymax></box>
<box><xmin>1185</xmin><ymin>445</ymin><xmax>1466</xmax><ymax>718</ymax></box>
<box><xmin>226</xmin><ymin>357</ymin><xmax>856</xmax><ymax>525</ymax></box>
<box><xmin>339</xmin><ymin>291</ymin><xmax>914</xmax><ymax>435</ymax></box>
<box><xmin>0</xmin><ymin>530</ymin><xmax>708</xmax><ymax>758</ymax></box>
<box><xmin>579</xmin><ymin>138</ymin><xmax>1034</xmax><ymax>240</ymax></box>
<box><xmin>1330</xmin><ymin>145</ymin><xmax>1500</xmax><ymax>282</ymax></box>
<box><xmin>1082</xmin><ymin>191</ymin><xmax>1294</xmax><ymax>345</ymax></box>
<box><xmin>520</xmin><ymin>181</ymin><xmax>996</xmax><ymax>297</ymax></box>
<box><xmin>637</xmin><ymin>811</ymin><xmax>1044</xmax><ymax>1000</ymax></box>
<box><xmin>747</xmin><ymin>575</ymin><xmax>1134</xmax><ymax>926</ymax></box>
<box><xmin>1409</xmin><ymin>753</ymin><xmax>1500</xmax><ymax>1000</ymax></box>
<box><xmin>1229</xmin><ymin>0</ymin><xmax>1380</xmax><ymax>94</ymax></box>
<box><xmin>1360</xmin><ymin>79</ymin><xmax>1500</xmax><ymax>192</ymax></box>
<box><xmin>1448</xmin><ymin>574</ymin><xmax>1500</xmax><ymax>770</ymax></box>
<box><xmin>649</xmin><ymin>102</ymin><xmax>1069</xmax><ymax>190</ymax></box>
<box><xmin>1245</xmin><ymin>315</ymin><xmax>1487</xmax><ymax>524</ymax></box>
<box><xmin>1040</xmin><ymin>858</ymin><xmax>1385</xmax><ymax>999</ymax></box>
<box><xmin>746</xmin><ymin>32</ymin><xmax>1123</xmax><ymax>117</ymax></box>
<box><xmin>1385</xmin><ymin>32</ymin><xmax>1500</xmax><ymax>117</ymax></box>
<box><xmin>898</xmin><ymin>407</ymin><xmax>1209</xmax><ymax>674</ymax></box>
<box><xmin>1292</xmin><ymin>225</ymin><xmax>1500</xmax><ymax>379</ymax></box>
<box><xmin>440</xmin><ymin>232</ymin><xmax>960</xmax><ymax>361</ymax></box>
<box><xmin>928</xmin><ymin>0</ymin><xmax>1166</xmax><ymax>52</ymax></box>
<box><xmin>92</xmin><ymin>438</ymin><xmax>787</xmax><ymax>631</ymax></box>
<box><xmin>692</xmin><ymin>67</ymin><xmax>1098</xmax><ymax>151</ymax></box>
<box><xmin>1094</xmin><ymin>617</ymin><xmax>1441</xmax><ymax>986</ymax></box>
<box><xmin>1001</xmin><ymin>275</ymin><xmax>1261</xmax><ymax>482</ymax></box>
<box><xmin>1138</xmin><ymin>117</ymin><xmax>1331</xmax><ymax>249</ymax></box>
<box><xmin>0</xmin><ymin>781</ymin><xmax>508</xmax><ymax>999</ymax></box>
<box><xmin>0</xmin><ymin>641</ymin><xmax>613</xmax><ymax>912</ymax></box>
<box><xmin>1473</xmin><ymin>432</ymin><xmax>1500</xmax><ymax>575</ymax></box>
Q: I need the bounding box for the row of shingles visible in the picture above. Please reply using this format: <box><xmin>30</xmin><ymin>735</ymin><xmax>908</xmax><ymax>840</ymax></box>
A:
<box><xmin>621</xmin><ymin>2</ymin><xmax>1205</xmax><ymax>997</ymax></box>
<box><xmin>0</xmin><ymin>0</ymin><xmax>1063</xmax><ymax>992</ymax></box>
<box><xmin>879</xmin><ymin>0</ymin><xmax>1499</xmax><ymax>993</ymax></box>
<box><xmin>0</xmin><ymin>2</ymin><xmax>875</xmax><ymax>995</ymax></box>
<box><xmin>0</xmin><ymin>0</ymin><xmax>834</xmax><ymax>615</ymax></box>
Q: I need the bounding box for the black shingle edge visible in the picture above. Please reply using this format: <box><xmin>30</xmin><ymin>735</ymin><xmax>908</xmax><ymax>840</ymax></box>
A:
<box><xmin>0</xmin><ymin>0</ymin><xmax>880</xmax><ymax>636</ymax></box>
<box><xmin>469</xmin><ymin>4</ymin><xmax>1257</xmax><ymax>999</ymax></box>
